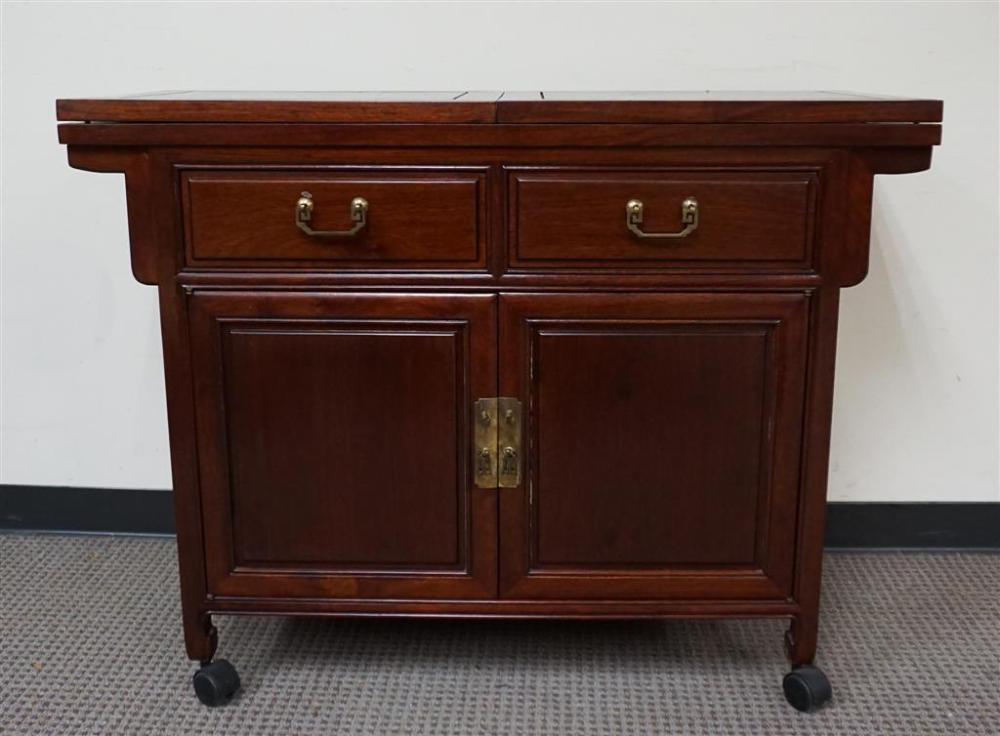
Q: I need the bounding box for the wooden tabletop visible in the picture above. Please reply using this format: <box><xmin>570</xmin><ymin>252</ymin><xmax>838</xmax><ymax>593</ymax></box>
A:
<box><xmin>56</xmin><ymin>91</ymin><xmax>942</xmax><ymax>125</ymax></box>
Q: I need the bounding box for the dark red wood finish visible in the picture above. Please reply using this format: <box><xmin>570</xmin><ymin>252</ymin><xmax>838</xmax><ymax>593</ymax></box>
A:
<box><xmin>509</xmin><ymin>169</ymin><xmax>815</xmax><ymax>268</ymax></box>
<box><xmin>57</xmin><ymin>90</ymin><xmax>942</xmax><ymax>125</ymax></box>
<box><xmin>498</xmin><ymin>293</ymin><xmax>808</xmax><ymax>601</ymax></box>
<box><xmin>182</xmin><ymin>169</ymin><xmax>487</xmax><ymax>269</ymax></box>
<box><xmin>59</xmin><ymin>93</ymin><xmax>941</xmax><ymax>673</ymax></box>
<box><xmin>57</xmin><ymin>91</ymin><xmax>504</xmax><ymax>124</ymax></box>
<box><xmin>497</xmin><ymin>91</ymin><xmax>943</xmax><ymax>124</ymax></box>
<box><xmin>188</xmin><ymin>291</ymin><xmax>497</xmax><ymax>600</ymax></box>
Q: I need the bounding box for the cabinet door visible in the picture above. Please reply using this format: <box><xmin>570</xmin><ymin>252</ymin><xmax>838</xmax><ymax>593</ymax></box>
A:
<box><xmin>188</xmin><ymin>292</ymin><xmax>496</xmax><ymax>599</ymax></box>
<box><xmin>499</xmin><ymin>293</ymin><xmax>809</xmax><ymax>600</ymax></box>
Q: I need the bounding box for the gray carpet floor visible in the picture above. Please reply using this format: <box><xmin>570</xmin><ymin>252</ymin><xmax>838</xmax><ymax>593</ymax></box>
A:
<box><xmin>0</xmin><ymin>534</ymin><xmax>997</xmax><ymax>735</ymax></box>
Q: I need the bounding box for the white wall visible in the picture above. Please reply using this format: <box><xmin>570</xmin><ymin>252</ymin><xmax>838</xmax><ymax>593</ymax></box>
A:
<box><xmin>1</xmin><ymin>1</ymin><xmax>997</xmax><ymax>501</ymax></box>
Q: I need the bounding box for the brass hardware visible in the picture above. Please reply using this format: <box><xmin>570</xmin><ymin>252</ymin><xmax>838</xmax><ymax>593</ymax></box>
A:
<box><xmin>500</xmin><ymin>446</ymin><xmax>518</xmax><ymax>479</ymax></box>
<box><xmin>473</xmin><ymin>398</ymin><xmax>497</xmax><ymax>488</ymax></box>
<box><xmin>476</xmin><ymin>446</ymin><xmax>494</xmax><ymax>479</ymax></box>
<box><xmin>496</xmin><ymin>397</ymin><xmax>522</xmax><ymax>488</ymax></box>
<box><xmin>626</xmin><ymin>197</ymin><xmax>698</xmax><ymax>239</ymax></box>
<box><xmin>472</xmin><ymin>397</ymin><xmax>522</xmax><ymax>488</ymax></box>
<box><xmin>295</xmin><ymin>191</ymin><xmax>368</xmax><ymax>237</ymax></box>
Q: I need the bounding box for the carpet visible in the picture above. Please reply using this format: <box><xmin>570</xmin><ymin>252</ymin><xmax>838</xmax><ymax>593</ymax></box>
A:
<box><xmin>1</xmin><ymin>534</ymin><xmax>996</xmax><ymax>735</ymax></box>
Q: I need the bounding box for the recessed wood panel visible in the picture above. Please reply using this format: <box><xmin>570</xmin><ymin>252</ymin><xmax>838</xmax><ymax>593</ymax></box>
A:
<box><xmin>188</xmin><ymin>292</ymin><xmax>497</xmax><ymax>600</ymax></box>
<box><xmin>534</xmin><ymin>327</ymin><xmax>767</xmax><ymax>566</ymax></box>
<box><xmin>510</xmin><ymin>169</ymin><xmax>815</xmax><ymax>270</ymax></box>
<box><xmin>223</xmin><ymin>328</ymin><xmax>462</xmax><ymax>566</ymax></box>
<box><xmin>183</xmin><ymin>169</ymin><xmax>486</xmax><ymax>269</ymax></box>
<box><xmin>499</xmin><ymin>293</ymin><xmax>809</xmax><ymax>600</ymax></box>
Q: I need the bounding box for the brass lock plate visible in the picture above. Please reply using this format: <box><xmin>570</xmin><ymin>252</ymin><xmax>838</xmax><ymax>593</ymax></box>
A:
<box><xmin>473</xmin><ymin>397</ymin><xmax>522</xmax><ymax>488</ymax></box>
<box><xmin>473</xmin><ymin>398</ymin><xmax>497</xmax><ymax>488</ymax></box>
<box><xmin>496</xmin><ymin>397</ymin><xmax>522</xmax><ymax>488</ymax></box>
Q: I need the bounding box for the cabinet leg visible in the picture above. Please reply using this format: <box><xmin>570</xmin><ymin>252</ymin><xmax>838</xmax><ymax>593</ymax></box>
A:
<box><xmin>783</xmin><ymin>615</ymin><xmax>832</xmax><ymax>711</ymax></box>
<box><xmin>183</xmin><ymin>610</ymin><xmax>218</xmax><ymax>664</ymax></box>
<box><xmin>183</xmin><ymin>611</ymin><xmax>241</xmax><ymax>706</ymax></box>
<box><xmin>784</xmin><ymin>614</ymin><xmax>817</xmax><ymax>667</ymax></box>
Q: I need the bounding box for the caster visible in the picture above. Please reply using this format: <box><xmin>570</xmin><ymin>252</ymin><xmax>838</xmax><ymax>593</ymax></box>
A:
<box><xmin>193</xmin><ymin>659</ymin><xmax>240</xmax><ymax>706</ymax></box>
<box><xmin>783</xmin><ymin>665</ymin><xmax>832</xmax><ymax>712</ymax></box>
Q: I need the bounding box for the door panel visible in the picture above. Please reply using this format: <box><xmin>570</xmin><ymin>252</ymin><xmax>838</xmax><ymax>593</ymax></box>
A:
<box><xmin>188</xmin><ymin>292</ymin><xmax>497</xmax><ymax>599</ymax></box>
<box><xmin>499</xmin><ymin>293</ymin><xmax>809</xmax><ymax>600</ymax></box>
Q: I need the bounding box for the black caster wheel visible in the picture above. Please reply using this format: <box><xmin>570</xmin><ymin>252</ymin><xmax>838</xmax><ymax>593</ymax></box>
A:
<box><xmin>783</xmin><ymin>665</ymin><xmax>832</xmax><ymax>712</ymax></box>
<box><xmin>193</xmin><ymin>659</ymin><xmax>241</xmax><ymax>706</ymax></box>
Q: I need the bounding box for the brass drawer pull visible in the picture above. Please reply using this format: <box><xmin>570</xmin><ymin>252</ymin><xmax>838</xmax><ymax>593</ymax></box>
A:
<box><xmin>626</xmin><ymin>197</ymin><xmax>698</xmax><ymax>239</ymax></box>
<box><xmin>295</xmin><ymin>191</ymin><xmax>368</xmax><ymax>237</ymax></box>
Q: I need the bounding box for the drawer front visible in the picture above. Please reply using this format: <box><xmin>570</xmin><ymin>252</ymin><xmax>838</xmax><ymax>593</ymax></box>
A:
<box><xmin>182</xmin><ymin>169</ymin><xmax>486</xmax><ymax>269</ymax></box>
<box><xmin>509</xmin><ymin>169</ymin><xmax>816</xmax><ymax>269</ymax></box>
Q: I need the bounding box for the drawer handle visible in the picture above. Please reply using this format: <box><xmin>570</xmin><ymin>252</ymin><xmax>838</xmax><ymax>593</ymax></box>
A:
<box><xmin>626</xmin><ymin>197</ymin><xmax>699</xmax><ymax>239</ymax></box>
<box><xmin>295</xmin><ymin>191</ymin><xmax>368</xmax><ymax>237</ymax></box>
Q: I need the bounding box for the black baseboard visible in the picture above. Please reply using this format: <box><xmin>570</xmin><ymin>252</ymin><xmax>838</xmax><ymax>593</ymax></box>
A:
<box><xmin>1</xmin><ymin>485</ymin><xmax>997</xmax><ymax>548</ymax></box>
<box><xmin>0</xmin><ymin>485</ymin><xmax>176</xmax><ymax>535</ymax></box>
<box><xmin>824</xmin><ymin>502</ymin><xmax>999</xmax><ymax>548</ymax></box>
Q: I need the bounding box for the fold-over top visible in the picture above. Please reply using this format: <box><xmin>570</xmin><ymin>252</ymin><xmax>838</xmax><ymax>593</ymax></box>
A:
<box><xmin>56</xmin><ymin>90</ymin><xmax>943</xmax><ymax>125</ymax></box>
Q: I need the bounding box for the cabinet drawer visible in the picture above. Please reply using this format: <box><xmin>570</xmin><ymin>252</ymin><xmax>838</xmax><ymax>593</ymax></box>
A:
<box><xmin>182</xmin><ymin>169</ymin><xmax>486</xmax><ymax>269</ymax></box>
<box><xmin>509</xmin><ymin>169</ymin><xmax>816</xmax><ymax>269</ymax></box>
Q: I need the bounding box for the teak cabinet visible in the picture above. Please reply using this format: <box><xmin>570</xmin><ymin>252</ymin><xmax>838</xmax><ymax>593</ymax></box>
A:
<box><xmin>58</xmin><ymin>91</ymin><xmax>942</xmax><ymax>710</ymax></box>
